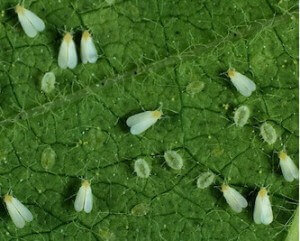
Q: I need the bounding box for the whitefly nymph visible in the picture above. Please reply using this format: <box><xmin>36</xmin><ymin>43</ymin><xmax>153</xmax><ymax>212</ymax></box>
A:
<box><xmin>131</xmin><ymin>203</ymin><xmax>150</xmax><ymax>216</ymax></box>
<box><xmin>164</xmin><ymin>150</ymin><xmax>183</xmax><ymax>170</ymax></box>
<box><xmin>234</xmin><ymin>105</ymin><xmax>250</xmax><ymax>127</ymax></box>
<box><xmin>197</xmin><ymin>171</ymin><xmax>215</xmax><ymax>189</ymax></box>
<box><xmin>260</xmin><ymin>122</ymin><xmax>277</xmax><ymax>145</ymax></box>
<box><xmin>41</xmin><ymin>146</ymin><xmax>56</xmax><ymax>170</ymax></box>
<box><xmin>134</xmin><ymin>158</ymin><xmax>151</xmax><ymax>178</ymax></box>
<box><xmin>41</xmin><ymin>72</ymin><xmax>56</xmax><ymax>93</ymax></box>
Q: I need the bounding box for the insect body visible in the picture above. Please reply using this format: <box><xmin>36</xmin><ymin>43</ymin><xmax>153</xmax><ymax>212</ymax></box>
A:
<box><xmin>228</xmin><ymin>68</ymin><xmax>256</xmax><ymax>97</ymax></box>
<box><xmin>260</xmin><ymin>122</ymin><xmax>277</xmax><ymax>145</ymax></box>
<box><xmin>164</xmin><ymin>150</ymin><xmax>184</xmax><ymax>170</ymax></box>
<box><xmin>134</xmin><ymin>158</ymin><xmax>151</xmax><ymax>178</ymax></box>
<box><xmin>4</xmin><ymin>194</ymin><xmax>33</xmax><ymax>228</ymax></box>
<box><xmin>74</xmin><ymin>180</ymin><xmax>93</xmax><ymax>213</ymax></box>
<box><xmin>221</xmin><ymin>184</ymin><xmax>248</xmax><ymax>213</ymax></box>
<box><xmin>253</xmin><ymin>188</ymin><xmax>273</xmax><ymax>225</ymax></box>
<box><xmin>41</xmin><ymin>72</ymin><xmax>56</xmax><ymax>93</ymax></box>
<box><xmin>234</xmin><ymin>105</ymin><xmax>250</xmax><ymax>127</ymax></box>
<box><xmin>126</xmin><ymin>110</ymin><xmax>163</xmax><ymax>135</ymax></box>
<box><xmin>197</xmin><ymin>171</ymin><xmax>215</xmax><ymax>189</ymax></box>
<box><xmin>278</xmin><ymin>151</ymin><xmax>299</xmax><ymax>182</ymax></box>
<box><xmin>58</xmin><ymin>32</ymin><xmax>78</xmax><ymax>69</ymax></box>
<box><xmin>81</xmin><ymin>30</ymin><xmax>98</xmax><ymax>64</ymax></box>
<box><xmin>15</xmin><ymin>4</ymin><xmax>45</xmax><ymax>38</ymax></box>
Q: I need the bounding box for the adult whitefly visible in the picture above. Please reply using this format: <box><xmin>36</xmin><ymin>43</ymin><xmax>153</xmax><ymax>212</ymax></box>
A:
<box><xmin>126</xmin><ymin>109</ymin><xmax>163</xmax><ymax>135</ymax></box>
<box><xmin>81</xmin><ymin>30</ymin><xmax>98</xmax><ymax>64</ymax></box>
<box><xmin>234</xmin><ymin>105</ymin><xmax>250</xmax><ymax>127</ymax></box>
<box><xmin>74</xmin><ymin>180</ymin><xmax>93</xmax><ymax>213</ymax></box>
<box><xmin>134</xmin><ymin>158</ymin><xmax>151</xmax><ymax>178</ymax></box>
<box><xmin>164</xmin><ymin>150</ymin><xmax>183</xmax><ymax>170</ymax></box>
<box><xmin>253</xmin><ymin>187</ymin><xmax>273</xmax><ymax>225</ymax></box>
<box><xmin>58</xmin><ymin>32</ymin><xmax>78</xmax><ymax>69</ymax></box>
<box><xmin>41</xmin><ymin>72</ymin><xmax>56</xmax><ymax>93</ymax></box>
<box><xmin>221</xmin><ymin>184</ymin><xmax>248</xmax><ymax>213</ymax></box>
<box><xmin>278</xmin><ymin>151</ymin><xmax>299</xmax><ymax>182</ymax></box>
<box><xmin>227</xmin><ymin>68</ymin><xmax>256</xmax><ymax>97</ymax></box>
<box><xmin>4</xmin><ymin>194</ymin><xmax>33</xmax><ymax>228</ymax></box>
<box><xmin>197</xmin><ymin>171</ymin><xmax>215</xmax><ymax>189</ymax></box>
<box><xmin>15</xmin><ymin>4</ymin><xmax>45</xmax><ymax>38</ymax></box>
<box><xmin>260</xmin><ymin>122</ymin><xmax>277</xmax><ymax>145</ymax></box>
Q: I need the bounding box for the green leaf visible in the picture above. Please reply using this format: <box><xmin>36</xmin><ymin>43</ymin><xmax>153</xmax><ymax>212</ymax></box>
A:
<box><xmin>0</xmin><ymin>0</ymin><xmax>298</xmax><ymax>240</ymax></box>
<box><xmin>285</xmin><ymin>207</ymin><xmax>299</xmax><ymax>241</ymax></box>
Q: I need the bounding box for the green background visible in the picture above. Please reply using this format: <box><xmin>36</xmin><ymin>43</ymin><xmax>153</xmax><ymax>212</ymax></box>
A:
<box><xmin>0</xmin><ymin>0</ymin><xmax>298</xmax><ymax>240</ymax></box>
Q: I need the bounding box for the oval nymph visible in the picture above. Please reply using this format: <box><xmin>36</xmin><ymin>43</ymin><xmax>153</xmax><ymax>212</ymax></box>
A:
<box><xmin>99</xmin><ymin>228</ymin><xmax>116</xmax><ymax>241</ymax></box>
<box><xmin>15</xmin><ymin>4</ymin><xmax>45</xmax><ymax>38</ymax></box>
<box><xmin>134</xmin><ymin>158</ymin><xmax>151</xmax><ymax>178</ymax></box>
<box><xmin>41</xmin><ymin>146</ymin><xmax>56</xmax><ymax>170</ymax></box>
<box><xmin>186</xmin><ymin>81</ymin><xmax>205</xmax><ymax>95</ymax></box>
<box><xmin>58</xmin><ymin>32</ymin><xmax>78</xmax><ymax>69</ymax></box>
<box><xmin>126</xmin><ymin>110</ymin><xmax>163</xmax><ymax>135</ymax></box>
<box><xmin>253</xmin><ymin>187</ymin><xmax>273</xmax><ymax>225</ymax></box>
<box><xmin>234</xmin><ymin>105</ymin><xmax>250</xmax><ymax>127</ymax></box>
<box><xmin>278</xmin><ymin>151</ymin><xmax>299</xmax><ymax>182</ymax></box>
<box><xmin>260</xmin><ymin>122</ymin><xmax>277</xmax><ymax>145</ymax></box>
<box><xmin>221</xmin><ymin>184</ymin><xmax>248</xmax><ymax>213</ymax></box>
<box><xmin>227</xmin><ymin>68</ymin><xmax>256</xmax><ymax>97</ymax></box>
<box><xmin>197</xmin><ymin>171</ymin><xmax>215</xmax><ymax>189</ymax></box>
<box><xmin>81</xmin><ymin>30</ymin><xmax>98</xmax><ymax>64</ymax></box>
<box><xmin>41</xmin><ymin>72</ymin><xmax>56</xmax><ymax>93</ymax></box>
<box><xmin>131</xmin><ymin>203</ymin><xmax>150</xmax><ymax>216</ymax></box>
<box><xmin>164</xmin><ymin>150</ymin><xmax>183</xmax><ymax>170</ymax></box>
<box><xmin>74</xmin><ymin>180</ymin><xmax>93</xmax><ymax>213</ymax></box>
<box><xmin>4</xmin><ymin>194</ymin><xmax>33</xmax><ymax>228</ymax></box>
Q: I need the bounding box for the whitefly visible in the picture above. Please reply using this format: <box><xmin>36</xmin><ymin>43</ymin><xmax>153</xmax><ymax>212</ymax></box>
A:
<box><xmin>41</xmin><ymin>72</ymin><xmax>56</xmax><ymax>93</ymax></box>
<box><xmin>260</xmin><ymin>122</ymin><xmax>277</xmax><ymax>145</ymax></box>
<box><xmin>234</xmin><ymin>105</ymin><xmax>250</xmax><ymax>127</ymax></box>
<box><xmin>197</xmin><ymin>171</ymin><xmax>215</xmax><ymax>189</ymax></box>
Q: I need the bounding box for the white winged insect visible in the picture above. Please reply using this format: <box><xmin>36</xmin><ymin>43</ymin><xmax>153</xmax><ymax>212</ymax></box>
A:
<box><xmin>126</xmin><ymin>109</ymin><xmax>163</xmax><ymax>135</ymax></box>
<box><xmin>15</xmin><ymin>4</ymin><xmax>45</xmax><ymax>38</ymax></box>
<box><xmin>58</xmin><ymin>32</ymin><xmax>78</xmax><ymax>69</ymax></box>
<box><xmin>221</xmin><ymin>184</ymin><xmax>248</xmax><ymax>213</ymax></box>
<box><xmin>4</xmin><ymin>194</ymin><xmax>33</xmax><ymax>228</ymax></box>
<box><xmin>278</xmin><ymin>151</ymin><xmax>299</xmax><ymax>182</ymax></box>
<box><xmin>81</xmin><ymin>30</ymin><xmax>98</xmax><ymax>64</ymax></box>
<box><xmin>227</xmin><ymin>68</ymin><xmax>256</xmax><ymax>97</ymax></box>
<box><xmin>253</xmin><ymin>187</ymin><xmax>273</xmax><ymax>225</ymax></box>
<box><xmin>74</xmin><ymin>180</ymin><xmax>93</xmax><ymax>213</ymax></box>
